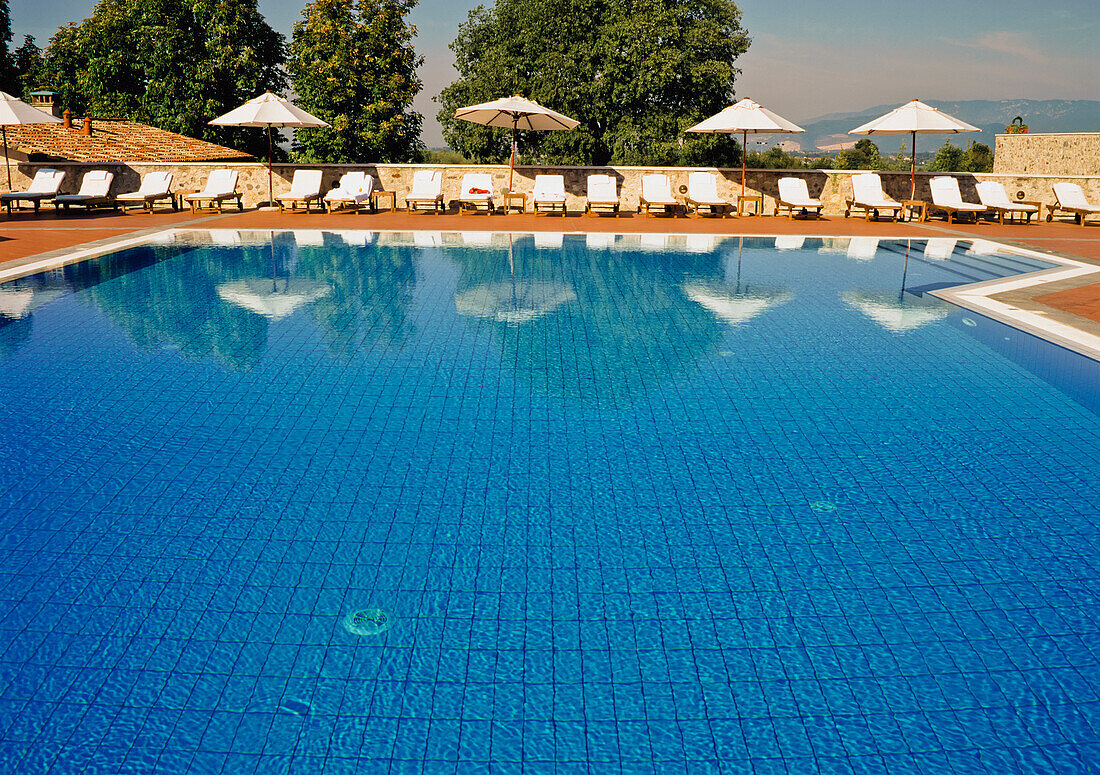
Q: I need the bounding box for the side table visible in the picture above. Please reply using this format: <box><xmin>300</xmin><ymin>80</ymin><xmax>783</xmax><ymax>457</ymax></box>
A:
<box><xmin>736</xmin><ymin>194</ymin><xmax>764</xmax><ymax>216</ymax></box>
<box><xmin>902</xmin><ymin>200</ymin><xmax>927</xmax><ymax>223</ymax></box>
<box><xmin>371</xmin><ymin>190</ymin><xmax>396</xmax><ymax>213</ymax></box>
<box><xmin>503</xmin><ymin>192</ymin><xmax>527</xmax><ymax>214</ymax></box>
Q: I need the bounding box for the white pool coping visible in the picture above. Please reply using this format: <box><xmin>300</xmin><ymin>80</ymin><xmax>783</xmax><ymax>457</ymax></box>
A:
<box><xmin>4</xmin><ymin>227</ymin><xmax>1100</xmax><ymax>361</ymax></box>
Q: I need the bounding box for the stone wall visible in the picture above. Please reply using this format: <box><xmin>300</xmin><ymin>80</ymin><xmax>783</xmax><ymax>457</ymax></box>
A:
<box><xmin>994</xmin><ymin>133</ymin><xmax>1100</xmax><ymax>176</ymax></box>
<box><xmin>6</xmin><ymin>159</ymin><xmax>1100</xmax><ymax>217</ymax></box>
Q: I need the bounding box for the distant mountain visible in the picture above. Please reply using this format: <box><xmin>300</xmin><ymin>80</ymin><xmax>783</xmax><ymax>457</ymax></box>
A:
<box><xmin>771</xmin><ymin>100</ymin><xmax>1100</xmax><ymax>154</ymax></box>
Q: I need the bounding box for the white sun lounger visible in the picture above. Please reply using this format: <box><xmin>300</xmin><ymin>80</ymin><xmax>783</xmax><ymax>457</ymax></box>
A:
<box><xmin>532</xmin><ymin>174</ymin><xmax>567</xmax><ymax>215</ymax></box>
<box><xmin>684</xmin><ymin>172</ymin><xmax>729</xmax><ymax>217</ymax></box>
<box><xmin>640</xmin><ymin>173</ymin><xmax>678</xmax><ymax>216</ymax></box>
<box><xmin>1</xmin><ymin>168</ymin><xmax>66</xmax><ymax>213</ymax></box>
<box><xmin>405</xmin><ymin>170</ymin><xmax>444</xmax><ymax>213</ymax></box>
<box><xmin>845</xmin><ymin>173</ymin><xmax>902</xmax><ymax>221</ymax></box>
<box><xmin>116</xmin><ymin>171</ymin><xmax>175</xmax><ymax>212</ymax></box>
<box><xmin>279</xmin><ymin>169</ymin><xmax>325</xmax><ymax>212</ymax></box>
<box><xmin>1049</xmin><ymin>182</ymin><xmax>1100</xmax><ymax>227</ymax></box>
<box><xmin>929</xmin><ymin>176</ymin><xmax>987</xmax><ymax>224</ymax></box>
<box><xmin>585</xmin><ymin>175</ymin><xmax>619</xmax><ymax>216</ymax></box>
<box><xmin>184</xmin><ymin>169</ymin><xmax>242</xmax><ymax>213</ymax></box>
<box><xmin>974</xmin><ymin>182</ymin><xmax>1039</xmax><ymax>225</ymax></box>
<box><xmin>776</xmin><ymin>177</ymin><xmax>823</xmax><ymax>219</ymax></box>
<box><xmin>54</xmin><ymin>170</ymin><xmax>117</xmax><ymax>210</ymax></box>
<box><xmin>324</xmin><ymin>171</ymin><xmax>373</xmax><ymax>213</ymax></box>
<box><xmin>458</xmin><ymin>173</ymin><xmax>494</xmax><ymax>214</ymax></box>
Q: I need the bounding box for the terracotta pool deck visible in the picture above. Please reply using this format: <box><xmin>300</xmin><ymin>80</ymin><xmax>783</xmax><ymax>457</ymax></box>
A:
<box><xmin>4</xmin><ymin>206</ymin><xmax>1100</xmax><ymax>335</ymax></box>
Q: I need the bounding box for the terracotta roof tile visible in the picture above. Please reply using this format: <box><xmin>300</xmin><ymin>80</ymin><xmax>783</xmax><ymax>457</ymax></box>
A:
<box><xmin>4</xmin><ymin>119</ymin><xmax>252</xmax><ymax>163</ymax></box>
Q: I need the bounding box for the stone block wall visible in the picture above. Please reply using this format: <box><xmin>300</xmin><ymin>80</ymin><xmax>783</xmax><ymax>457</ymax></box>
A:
<box><xmin>994</xmin><ymin>133</ymin><xmax>1100</xmax><ymax>176</ymax></box>
<box><xmin>7</xmin><ymin>159</ymin><xmax>1100</xmax><ymax>217</ymax></box>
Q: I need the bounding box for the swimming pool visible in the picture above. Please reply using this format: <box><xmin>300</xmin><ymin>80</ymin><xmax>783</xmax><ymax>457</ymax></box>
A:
<box><xmin>1</xmin><ymin>231</ymin><xmax>1099</xmax><ymax>772</ymax></box>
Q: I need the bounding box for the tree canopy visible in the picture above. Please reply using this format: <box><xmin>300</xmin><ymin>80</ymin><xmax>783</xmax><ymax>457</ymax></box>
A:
<box><xmin>287</xmin><ymin>0</ymin><xmax>423</xmax><ymax>163</ymax></box>
<box><xmin>928</xmin><ymin>140</ymin><xmax>993</xmax><ymax>173</ymax></box>
<box><xmin>0</xmin><ymin>0</ymin><xmax>15</xmax><ymax>94</ymax></box>
<box><xmin>45</xmin><ymin>0</ymin><xmax>286</xmax><ymax>158</ymax></box>
<box><xmin>437</xmin><ymin>0</ymin><xmax>751</xmax><ymax>167</ymax></box>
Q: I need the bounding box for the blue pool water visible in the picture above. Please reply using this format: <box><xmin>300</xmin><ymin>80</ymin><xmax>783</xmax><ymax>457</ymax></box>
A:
<box><xmin>1</xmin><ymin>231</ymin><xmax>1099</xmax><ymax>773</ymax></box>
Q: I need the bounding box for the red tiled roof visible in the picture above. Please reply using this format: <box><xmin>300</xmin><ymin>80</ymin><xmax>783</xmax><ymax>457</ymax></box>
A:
<box><xmin>3</xmin><ymin>119</ymin><xmax>252</xmax><ymax>163</ymax></box>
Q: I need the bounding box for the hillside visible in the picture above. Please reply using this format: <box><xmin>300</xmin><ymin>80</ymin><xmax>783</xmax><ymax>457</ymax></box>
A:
<box><xmin>767</xmin><ymin>99</ymin><xmax>1100</xmax><ymax>154</ymax></box>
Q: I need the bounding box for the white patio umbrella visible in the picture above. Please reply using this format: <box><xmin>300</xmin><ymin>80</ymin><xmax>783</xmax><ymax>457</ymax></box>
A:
<box><xmin>210</xmin><ymin>92</ymin><xmax>329</xmax><ymax>207</ymax></box>
<box><xmin>686</xmin><ymin>98</ymin><xmax>805</xmax><ymax>195</ymax></box>
<box><xmin>849</xmin><ymin>99</ymin><xmax>979</xmax><ymax>200</ymax></box>
<box><xmin>0</xmin><ymin>91</ymin><xmax>64</xmax><ymax>190</ymax></box>
<box><xmin>454</xmin><ymin>95</ymin><xmax>579</xmax><ymax>191</ymax></box>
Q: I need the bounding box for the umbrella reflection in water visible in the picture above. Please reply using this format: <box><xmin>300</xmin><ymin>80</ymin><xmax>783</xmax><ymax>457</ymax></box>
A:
<box><xmin>842</xmin><ymin>239</ymin><xmax>949</xmax><ymax>333</ymax></box>
<box><xmin>454</xmin><ymin>235</ymin><xmax>577</xmax><ymax>325</ymax></box>
<box><xmin>682</xmin><ymin>237</ymin><xmax>793</xmax><ymax>326</ymax></box>
<box><xmin>217</xmin><ymin>234</ymin><xmax>332</xmax><ymax>320</ymax></box>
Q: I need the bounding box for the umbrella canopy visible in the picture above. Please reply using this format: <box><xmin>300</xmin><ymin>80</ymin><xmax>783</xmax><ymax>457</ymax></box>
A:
<box><xmin>210</xmin><ymin>92</ymin><xmax>329</xmax><ymax>207</ymax></box>
<box><xmin>0</xmin><ymin>91</ymin><xmax>64</xmax><ymax>190</ymax></box>
<box><xmin>454</xmin><ymin>95</ymin><xmax>579</xmax><ymax>190</ymax></box>
<box><xmin>849</xmin><ymin>99</ymin><xmax>979</xmax><ymax>200</ymax></box>
<box><xmin>686</xmin><ymin>98</ymin><xmax>805</xmax><ymax>194</ymax></box>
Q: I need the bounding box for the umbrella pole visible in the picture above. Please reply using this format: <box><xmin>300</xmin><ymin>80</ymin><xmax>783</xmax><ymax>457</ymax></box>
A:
<box><xmin>742</xmin><ymin>130</ymin><xmax>747</xmax><ymax>196</ymax></box>
<box><xmin>910</xmin><ymin>131</ymin><xmax>916</xmax><ymax>201</ymax></box>
<box><xmin>267</xmin><ymin>125</ymin><xmax>274</xmax><ymax>208</ymax></box>
<box><xmin>2</xmin><ymin>126</ymin><xmax>10</xmax><ymax>191</ymax></box>
<box><xmin>509</xmin><ymin>118</ymin><xmax>517</xmax><ymax>192</ymax></box>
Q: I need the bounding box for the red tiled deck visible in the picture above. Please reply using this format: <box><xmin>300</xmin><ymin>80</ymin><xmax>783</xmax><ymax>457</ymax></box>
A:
<box><xmin>4</xmin><ymin>205</ymin><xmax>1100</xmax><ymax>323</ymax></box>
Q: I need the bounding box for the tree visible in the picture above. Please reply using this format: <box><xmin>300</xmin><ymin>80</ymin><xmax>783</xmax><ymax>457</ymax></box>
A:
<box><xmin>835</xmin><ymin>138</ymin><xmax>882</xmax><ymax>170</ymax></box>
<box><xmin>928</xmin><ymin>141</ymin><xmax>965</xmax><ymax>172</ymax></box>
<box><xmin>437</xmin><ymin>0</ymin><xmax>751</xmax><ymax>167</ymax></box>
<box><xmin>13</xmin><ymin>36</ymin><xmax>46</xmax><ymax>97</ymax></box>
<box><xmin>962</xmin><ymin>142</ymin><xmax>993</xmax><ymax>173</ymax></box>
<box><xmin>0</xmin><ymin>0</ymin><xmax>15</xmax><ymax>94</ymax></box>
<box><xmin>45</xmin><ymin>0</ymin><xmax>286</xmax><ymax>157</ymax></box>
<box><xmin>287</xmin><ymin>0</ymin><xmax>423</xmax><ymax>163</ymax></box>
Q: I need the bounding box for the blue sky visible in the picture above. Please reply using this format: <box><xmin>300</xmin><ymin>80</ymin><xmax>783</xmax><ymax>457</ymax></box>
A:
<box><xmin>10</xmin><ymin>0</ymin><xmax>1100</xmax><ymax>146</ymax></box>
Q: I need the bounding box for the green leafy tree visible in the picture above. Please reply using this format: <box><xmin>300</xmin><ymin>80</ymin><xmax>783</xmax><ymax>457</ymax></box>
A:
<box><xmin>437</xmin><ymin>0</ymin><xmax>751</xmax><ymax>166</ymax></box>
<box><xmin>928</xmin><ymin>141</ymin><xmax>965</xmax><ymax>172</ymax></box>
<box><xmin>962</xmin><ymin>141</ymin><xmax>993</xmax><ymax>172</ymax></box>
<box><xmin>0</xmin><ymin>0</ymin><xmax>15</xmax><ymax>93</ymax></box>
<box><xmin>13</xmin><ymin>36</ymin><xmax>46</xmax><ymax>96</ymax></box>
<box><xmin>287</xmin><ymin>0</ymin><xmax>423</xmax><ymax>163</ymax></box>
<box><xmin>45</xmin><ymin>0</ymin><xmax>286</xmax><ymax>158</ymax></box>
<box><xmin>835</xmin><ymin>138</ymin><xmax>882</xmax><ymax>170</ymax></box>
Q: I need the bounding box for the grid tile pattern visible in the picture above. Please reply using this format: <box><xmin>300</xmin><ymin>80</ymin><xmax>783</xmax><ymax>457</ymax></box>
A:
<box><xmin>0</xmin><ymin>233</ymin><xmax>1097</xmax><ymax>772</ymax></box>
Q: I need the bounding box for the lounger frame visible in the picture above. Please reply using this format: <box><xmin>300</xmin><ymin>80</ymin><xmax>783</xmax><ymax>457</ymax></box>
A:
<box><xmin>1046</xmin><ymin>184</ymin><xmax>1100</xmax><ymax>227</ymax></box>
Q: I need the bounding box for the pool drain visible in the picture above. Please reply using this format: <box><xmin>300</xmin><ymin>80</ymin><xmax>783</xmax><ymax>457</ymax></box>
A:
<box><xmin>344</xmin><ymin>608</ymin><xmax>393</xmax><ymax>636</ymax></box>
<box><xmin>810</xmin><ymin>501</ymin><xmax>837</xmax><ymax>513</ymax></box>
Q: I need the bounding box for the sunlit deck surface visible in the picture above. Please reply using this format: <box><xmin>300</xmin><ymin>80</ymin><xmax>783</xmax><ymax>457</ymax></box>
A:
<box><xmin>4</xmin><ymin>205</ymin><xmax>1100</xmax><ymax>329</ymax></box>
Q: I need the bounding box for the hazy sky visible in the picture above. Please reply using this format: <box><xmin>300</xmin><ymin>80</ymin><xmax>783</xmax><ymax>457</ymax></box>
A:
<box><xmin>10</xmin><ymin>0</ymin><xmax>1100</xmax><ymax>147</ymax></box>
